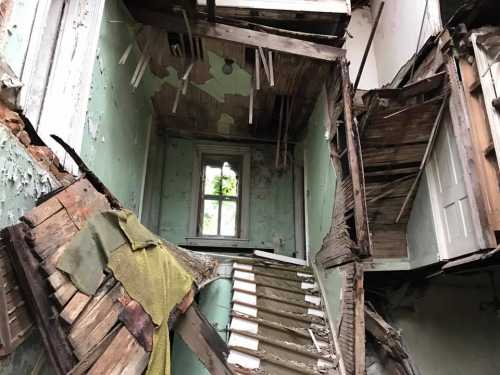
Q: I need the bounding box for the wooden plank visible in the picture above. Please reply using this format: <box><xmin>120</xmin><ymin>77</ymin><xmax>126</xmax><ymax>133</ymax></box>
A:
<box><xmin>60</xmin><ymin>292</ymin><xmax>92</xmax><ymax>325</ymax></box>
<box><xmin>176</xmin><ymin>304</ymin><xmax>233</xmax><ymax>375</ymax></box>
<box><xmin>353</xmin><ymin>263</ymin><xmax>365</xmax><ymax>375</ymax></box>
<box><xmin>129</xmin><ymin>7</ymin><xmax>346</xmax><ymax>62</ymax></box>
<box><xmin>30</xmin><ymin>209</ymin><xmax>78</xmax><ymax>260</ymax></box>
<box><xmin>56</xmin><ymin>179</ymin><xmax>110</xmax><ymax>230</ymax></box>
<box><xmin>21</xmin><ymin>196</ymin><xmax>63</xmax><ymax>228</ymax></box>
<box><xmin>87</xmin><ymin>327</ymin><xmax>148</xmax><ymax>375</ymax></box>
<box><xmin>68</xmin><ymin>325</ymin><xmax>121</xmax><ymax>375</ymax></box>
<box><xmin>2</xmin><ymin>224</ymin><xmax>75</xmax><ymax>374</ymax></box>
<box><xmin>69</xmin><ymin>283</ymin><xmax>124</xmax><ymax>360</ymax></box>
<box><xmin>253</xmin><ymin>250</ymin><xmax>307</xmax><ymax>266</ymax></box>
<box><xmin>340</xmin><ymin>58</ymin><xmax>370</xmax><ymax>256</ymax></box>
<box><xmin>53</xmin><ymin>282</ymin><xmax>78</xmax><ymax>308</ymax></box>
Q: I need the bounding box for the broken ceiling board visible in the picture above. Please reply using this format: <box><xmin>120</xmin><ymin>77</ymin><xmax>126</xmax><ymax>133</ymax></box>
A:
<box><xmin>144</xmin><ymin>26</ymin><xmax>332</xmax><ymax>141</ymax></box>
<box><xmin>227</xmin><ymin>259</ymin><xmax>336</xmax><ymax>374</ymax></box>
<box><xmin>129</xmin><ymin>7</ymin><xmax>346</xmax><ymax>61</ymax></box>
<box><xmin>196</xmin><ymin>0</ymin><xmax>350</xmax><ymax>14</ymax></box>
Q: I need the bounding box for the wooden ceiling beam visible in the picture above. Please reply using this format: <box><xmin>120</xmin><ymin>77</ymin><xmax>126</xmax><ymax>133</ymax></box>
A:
<box><xmin>128</xmin><ymin>6</ymin><xmax>346</xmax><ymax>61</ymax></box>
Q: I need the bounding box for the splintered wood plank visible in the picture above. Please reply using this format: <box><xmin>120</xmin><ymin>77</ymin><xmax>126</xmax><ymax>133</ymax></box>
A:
<box><xmin>60</xmin><ymin>292</ymin><xmax>91</xmax><ymax>325</ymax></box>
<box><xmin>56</xmin><ymin>179</ymin><xmax>110</xmax><ymax>229</ymax></box>
<box><xmin>67</xmin><ymin>325</ymin><xmax>121</xmax><ymax>375</ymax></box>
<box><xmin>30</xmin><ymin>209</ymin><xmax>78</xmax><ymax>260</ymax></box>
<box><xmin>340</xmin><ymin>59</ymin><xmax>370</xmax><ymax>257</ymax></box>
<box><xmin>21</xmin><ymin>197</ymin><xmax>63</xmax><ymax>228</ymax></box>
<box><xmin>69</xmin><ymin>283</ymin><xmax>124</xmax><ymax>360</ymax></box>
<box><xmin>87</xmin><ymin>327</ymin><xmax>148</xmax><ymax>375</ymax></box>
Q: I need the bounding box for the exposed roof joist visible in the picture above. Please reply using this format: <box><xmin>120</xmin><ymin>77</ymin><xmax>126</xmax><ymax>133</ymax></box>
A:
<box><xmin>128</xmin><ymin>6</ymin><xmax>346</xmax><ymax>61</ymax></box>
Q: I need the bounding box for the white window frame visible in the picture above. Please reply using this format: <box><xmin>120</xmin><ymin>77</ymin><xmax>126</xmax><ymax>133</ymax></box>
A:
<box><xmin>188</xmin><ymin>143</ymin><xmax>251</xmax><ymax>244</ymax></box>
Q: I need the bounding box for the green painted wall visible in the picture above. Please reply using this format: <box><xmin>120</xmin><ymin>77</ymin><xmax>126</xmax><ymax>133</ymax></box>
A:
<box><xmin>297</xmin><ymin>87</ymin><xmax>343</xmax><ymax>323</ymax></box>
<box><xmin>387</xmin><ymin>272</ymin><xmax>500</xmax><ymax>375</ymax></box>
<box><xmin>159</xmin><ymin>137</ymin><xmax>296</xmax><ymax>256</ymax></box>
<box><xmin>300</xmin><ymin>88</ymin><xmax>336</xmax><ymax>258</ymax></box>
<box><xmin>80</xmin><ymin>0</ymin><xmax>155</xmax><ymax>214</ymax></box>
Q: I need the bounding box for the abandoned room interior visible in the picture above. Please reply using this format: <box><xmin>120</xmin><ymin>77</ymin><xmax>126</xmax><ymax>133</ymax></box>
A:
<box><xmin>0</xmin><ymin>0</ymin><xmax>499</xmax><ymax>374</ymax></box>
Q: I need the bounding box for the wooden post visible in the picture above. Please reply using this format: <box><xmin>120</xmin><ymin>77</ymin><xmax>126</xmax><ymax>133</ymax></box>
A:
<box><xmin>340</xmin><ymin>58</ymin><xmax>370</xmax><ymax>256</ymax></box>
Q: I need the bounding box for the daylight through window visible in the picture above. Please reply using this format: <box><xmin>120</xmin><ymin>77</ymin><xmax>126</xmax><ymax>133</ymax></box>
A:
<box><xmin>199</xmin><ymin>156</ymin><xmax>241</xmax><ymax>237</ymax></box>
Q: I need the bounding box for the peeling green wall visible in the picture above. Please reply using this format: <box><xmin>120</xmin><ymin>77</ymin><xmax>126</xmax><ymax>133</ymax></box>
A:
<box><xmin>387</xmin><ymin>272</ymin><xmax>500</xmax><ymax>375</ymax></box>
<box><xmin>300</xmin><ymin>87</ymin><xmax>336</xmax><ymax>258</ymax></box>
<box><xmin>0</xmin><ymin>125</ymin><xmax>59</xmax><ymax>228</ymax></box>
<box><xmin>0</xmin><ymin>124</ymin><xmax>57</xmax><ymax>373</ymax></box>
<box><xmin>297</xmin><ymin>87</ymin><xmax>342</xmax><ymax>323</ymax></box>
<box><xmin>80</xmin><ymin>0</ymin><xmax>154</xmax><ymax>214</ymax></box>
<box><xmin>159</xmin><ymin>137</ymin><xmax>296</xmax><ymax>255</ymax></box>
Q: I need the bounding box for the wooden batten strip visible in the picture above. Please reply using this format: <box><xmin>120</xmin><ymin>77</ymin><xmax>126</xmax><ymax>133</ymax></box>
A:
<box><xmin>253</xmin><ymin>250</ymin><xmax>307</xmax><ymax>266</ymax></box>
<box><xmin>233</xmin><ymin>300</ymin><xmax>322</xmax><ymax>324</ymax></box>
<box><xmin>258</xmin><ymin>47</ymin><xmax>271</xmax><ymax>85</ymax></box>
<box><xmin>255</xmin><ymin>49</ymin><xmax>260</xmax><ymax>91</ymax></box>
<box><xmin>233</xmin><ymin>287</ymin><xmax>320</xmax><ymax>310</ymax></box>
<box><xmin>230</xmin><ymin>328</ymin><xmax>333</xmax><ymax>361</ymax></box>
<box><xmin>268</xmin><ymin>50</ymin><xmax>274</xmax><ymax>86</ymax></box>
<box><xmin>229</xmin><ymin>346</ymin><xmax>317</xmax><ymax>375</ymax></box>
<box><xmin>233</xmin><ymin>277</ymin><xmax>316</xmax><ymax>296</ymax></box>
<box><xmin>230</xmin><ymin>312</ymin><xmax>321</xmax><ymax>340</ymax></box>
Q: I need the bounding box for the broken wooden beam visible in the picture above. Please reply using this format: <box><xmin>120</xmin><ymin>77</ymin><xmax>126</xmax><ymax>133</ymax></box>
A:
<box><xmin>176</xmin><ymin>304</ymin><xmax>233</xmax><ymax>375</ymax></box>
<box><xmin>340</xmin><ymin>58</ymin><xmax>370</xmax><ymax>256</ymax></box>
<box><xmin>129</xmin><ymin>7</ymin><xmax>346</xmax><ymax>61</ymax></box>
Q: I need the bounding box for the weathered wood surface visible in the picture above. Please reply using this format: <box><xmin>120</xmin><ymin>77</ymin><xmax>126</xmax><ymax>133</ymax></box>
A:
<box><xmin>176</xmin><ymin>304</ymin><xmax>233</xmax><ymax>375</ymax></box>
<box><xmin>2</xmin><ymin>224</ymin><xmax>75</xmax><ymax>374</ymax></box>
<box><xmin>341</xmin><ymin>58</ymin><xmax>370</xmax><ymax>257</ymax></box>
<box><xmin>0</xmin><ymin>237</ymin><xmax>33</xmax><ymax>356</ymax></box>
<box><xmin>87</xmin><ymin>327</ymin><xmax>148</xmax><ymax>375</ymax></box>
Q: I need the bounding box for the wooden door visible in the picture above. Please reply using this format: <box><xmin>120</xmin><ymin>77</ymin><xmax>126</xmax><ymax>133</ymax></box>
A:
<box><xmin>427</xmin><ymin>112</ymin><xmax>480</xmax><ymax>259</ymax></box>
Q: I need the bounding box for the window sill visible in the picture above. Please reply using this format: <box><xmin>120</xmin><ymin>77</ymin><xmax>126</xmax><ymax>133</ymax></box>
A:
<box><xmin>184</xmin><ymin>237</ymin><xmax>250</xmax><ymax>248</ymax></box>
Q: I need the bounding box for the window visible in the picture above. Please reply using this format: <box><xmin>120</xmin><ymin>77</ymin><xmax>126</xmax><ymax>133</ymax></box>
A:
<box><xmin>189</xmin><ymin>144</ymin><xmax>250</xmax><ymax>243</ymax></box>
<box><xmin>200</xmin><ymin>156</ymin><xmax>241</xmax><ymax>237</ymax></box>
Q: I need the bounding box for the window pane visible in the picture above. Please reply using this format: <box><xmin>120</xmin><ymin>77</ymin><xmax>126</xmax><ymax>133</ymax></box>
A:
<box><xmin>202</xmin><ymin>200</ymin><xmax>219</xmax><ymax>235</ymax></box>
<box><xmin>221</xmin><ymin>161</ymin><xmax>239</xmax><ymax>197</ymax></box>
<box><xmin>220</xmin><ymin>201</ymin><xmax>237</xmax><ymax>236</ymax></box>
<box><xmin>204</xmin><ymin>165</ymin><xmax>221</xmax><ymax>195</ymax></box>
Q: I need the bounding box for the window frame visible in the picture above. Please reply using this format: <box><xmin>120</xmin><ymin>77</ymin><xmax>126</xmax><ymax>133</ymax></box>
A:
<box><xmin>199</xmin><ymin>155</ymin><xmax>242</xmax><ymax>237</ymax></box>
<box><xmin>189</xmin><ymin>144</ymin><xmax>250</xmax><ymax>241</ymax></box>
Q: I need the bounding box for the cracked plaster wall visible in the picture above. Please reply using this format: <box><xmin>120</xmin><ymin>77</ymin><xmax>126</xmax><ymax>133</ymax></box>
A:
<box><xmin>386</xmin><ymin>272</ymin><xmax>500</xmax><ymax>375</ymax></box>
<box><xmin>159</xmin><ymin>137</ymin><xmax>296</xmax><ymax>255</ymax></box>
<box><xmin>80</xmin><ymin>0</ymin><xmax>154</xmax><ymax>214</ymax></box>
<box><xmin>0</xmin><ymin>124</ymin><xmax>59</xmax><ymax>228</ymax></box>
